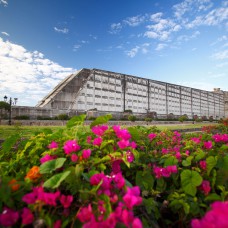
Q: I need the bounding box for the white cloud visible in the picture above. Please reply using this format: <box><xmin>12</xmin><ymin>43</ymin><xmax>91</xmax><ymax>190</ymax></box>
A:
<box><xmin>1</xmin><ymin>31</ymin><xmax>9</xmax><ymax>36</ymax></box>
<box><xmin>125</xmin><ymin>46</ymin><xmax>140</xmax><ymax>58</ymax></box>
<box><xmin>0</xmin><ymin>0</ymin><xmax>8</xmax><ymax>6</ymax></box>
<box><xmin>173</xmin><ymin>0</ymin><xmax>213</xmax><ymax>19</ymax></box>
<box><xmin>73</xmin><ymin>44</ymin><xmax>81</xmax><ymax>51</ymax></box>
<box><xmin>177</xmin><ymin>31</ymin><xmax>200</xmax><ymax>42</ymax></box>
<box><xmin>124</xmin><ymin>15</ymin><xmax>147</xmax><ymax>27</ymax></box>
<box><xmin>212</xmin><ymin>50</ymin><xmax>228</xmax><ymax>60</ymax></box>
<box><xmin>216</xmin><ymin>61</ymin><xmax>228</xmax><ymax>68</ymax></box>
<box><xmin>155</xmin><ymin>43</ymin><xmax>167</xmax><ymax>51</ymax></box>
<box><xmin>109</xmin><ymin>23</ymin><xmax>122</xmax><ymax>34</ymax></box>
<box><xmin>0</xmin><ymin>37</ymin><xmax>76</xmax><ymax>106</ymax></box>
<box><xmin>54</xmin><ymin>27</ymin><xmax>69</xmax><ymax>34</ymax></box>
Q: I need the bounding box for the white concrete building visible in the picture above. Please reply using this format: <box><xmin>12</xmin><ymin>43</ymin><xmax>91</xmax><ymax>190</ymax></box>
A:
<box><xmin>37</xmin><ymin>68</ymin><xmax>226</xmax><ymax>119</ymax></box>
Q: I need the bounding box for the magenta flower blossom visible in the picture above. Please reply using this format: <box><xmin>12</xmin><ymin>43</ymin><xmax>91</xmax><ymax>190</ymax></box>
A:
<box><xmin>148</xmin><ymin>133</ymin><xmax>157</xmax><ymax>141</ymax></box>
<box><xmin>199</xmin><ymin>160</ymin><xmax>207</xmax><ymax>170</ymax></box>
<box><xmin>131</xmin><ymin>141</ymin><xmax>137</xmax><ymax>149</ymax></box>
<box><xmin>60</xmin><ymin>194</ymin><xmax>73</xmax><ymax>208</ymax></box>
<box><xmin>191</xmin><ymin>201</ymin><xmax>228</xmax><ymax>228</ymax></box>
<box><xmin>132</xmin><ymin>217</ymin><xmax>143</xmax><ymax>228</ymax></box>
<box><xmin>40</xmin><ymin>154</ymin><xmax>56</xmax><ymax>164</ymax></box>
<box><xmin>63</xmin><ymin>140</ymin><xmax>81</xmax><ymax>154</ymax></box>
<box><xmin>191</xmin><ymin>137</ymin><xmax>201</xmax><ymax>144</ymax></box>
<box><xmin>200</xmin><ymin>180</ymin><xmax>211</xmax><ymax>195</ymax></box>
<box><xmin>117</xmin><ymin>139</ymin><xmax>129</xmax><ymax>149</ymax></box>
<box><xmin>113</xmin><ymin>126</ymin><xmax>131</xmax><ymax>140</ymax></box>
<box><xmin>77</xmin><ymin>204</ymin><xmax>94</xmax><ymax>223</ymax></box>
<box><xmin>204</xmin><ymin>141</ymin><xmax>213</xmax><ymax>149</ymax></box>
<box><xmin>21</xmin><ymin>207</ymin><xmax>34</xmax><ymax>225</ymax></box>
<box><xmin>112</xmin><ymin>160</ymin><xmax>122</xmax><ymax>174</ymax></box>
<box><xmin>114</xmin><ymin>172</ymin><xmax>125</xmax><ymax>189</ymax></box>
<box><xmin>86</xmin><ymin>136</ymin><xmax>92</xmax><ymax>144</ymax></box>
<box><xmin>0</xmin><ymin>207</ymin><xmax>19</xmax><ymax>227</ymax></box>
<box><xmin>48</xmin><ymin>141</ymin><xmax>58</xmax><ymax>149</ymax></box>
<box><xmin>126</xmin><ymin>151</ymin><xmax>134</xmax><ymax>163</ymax></box>
<box><xmin>92</xmin><ymin>125</ymin><xmax>108</xmax><ymax>136</ymax></box>
<box><xmin>93</xmin><ymin>137</ymin><xmax>102</xmax><ymax>146</ymax></box>
<box><xmin>71</xmin><ymin>153</ymin><xmax>78</xmax><ymax>162</ymax></box>
<box><xmin>153</xmin><ymin>165</ymin><xmax>178</xmax><ymax>178</ymax></box>
<box><xmin>123</xmin><ymin>186</ymin><xmax>142</xmax><ymax>210</ymax></box>
<box><xmin>90</xmin><ymin>173</ymin><xmax>106</xmax><ymax>186</ymax></box>
<box><xmin>82</xmin><ymin>149</ymin><xmax>91</xmax><ymax>159</ymax></box>
<box><xmin>212</xmin><ymin>133</ymin><xmax>228</xmax><ymax>143</ymax></box>
<box><xmin>54</xmin><ymin>220</ymin><xmax>62</xmax><ymax>228</ymax></box>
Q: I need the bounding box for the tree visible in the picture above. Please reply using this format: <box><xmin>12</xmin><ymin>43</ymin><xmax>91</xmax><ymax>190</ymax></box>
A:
<box><xmin>0</xmin><ymin>101</ymin><xmax>10</xmax><ymax>124</ymax></box>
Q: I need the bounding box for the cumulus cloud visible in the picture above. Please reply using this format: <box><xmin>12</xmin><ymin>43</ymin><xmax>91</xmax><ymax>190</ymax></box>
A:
<box><xmin>1</xmin><ymin>31</ymin><xmax>9</xmax><ymax>36</ymax></box>
<box><xmin>0</xmin><ymin>37</ymin><xmax>76</xmax><ymax>106</ymax></box>
<box><xmin>109</xmin><ymin>23</ymin><xmax>122</xmax><ymax>34</ymax></box>
<box><xmin>54</xmin><ymin>27</ymin><xmax>69</xmax><ymax>34</ymax></box>
<box><xmin>212</xmin><ymin>50</ymin><xmax>228</xmax><ymax>60</ymax></box>
<box><xmin>124</xmin><ymin>15</ymin><xmax>147</xmax><ymax>27</ymax></box>
<box><xmin>155</xmin><ymin>43</ymin><xmax>167</xmax><ymax>51</ymax></box>
<box><xmin>0</xmin><ymin>0</ymin><xmax>8</xmax><ymax>6</ymax></box>
<box><xmin>125</xmin><ymin>46</ymin><xmax>140</xmax><ymax>58</ymax></box>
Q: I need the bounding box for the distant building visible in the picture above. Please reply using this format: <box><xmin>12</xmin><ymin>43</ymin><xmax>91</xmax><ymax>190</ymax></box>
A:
<box><xmin>36</xmin><ymin>68</ymin><xmax>226</xmax><ymax>119</ymax></box>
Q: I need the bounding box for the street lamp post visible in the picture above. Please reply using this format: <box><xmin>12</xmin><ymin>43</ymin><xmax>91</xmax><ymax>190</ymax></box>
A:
<box><xmin>4</xmin><ymin>96</ymin><xmax>18</xmax><ymax>125</ymax></box>
<box><xmin>192</xmin><ymin>112</ymin><xmax>194</xmax><ymax>124</ymax></box>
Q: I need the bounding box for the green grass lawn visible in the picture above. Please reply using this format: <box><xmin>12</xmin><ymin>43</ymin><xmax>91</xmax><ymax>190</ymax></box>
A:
<box><xmin>0</xmin><ymin>125</ymin><xmax>65</xmax><ymax>139</ymax></box>
<box><xmin>0</xmin><ymin>122</ymin><xmax>218</xmax><ymax>140</ymax></box>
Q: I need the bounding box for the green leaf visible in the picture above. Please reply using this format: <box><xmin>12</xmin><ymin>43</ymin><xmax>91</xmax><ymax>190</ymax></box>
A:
<box><xmin>100</xmin><ymin>140</ymin><xmax>114</xmax><ymax>149</ymax></box>
<box><xmin>164</xmin><ymin>156</ymin><xmax>178</xmax><ymax>167</ymax></box>
<box><xmin>156</xmin><ymin>178</ymin><xmax>166</xmax><ymax>192</ymax></box>
<box><xmin>206</xmin><ymin>156</ymin><xmax>217</xmax><ymax>175</ymax></box>
<box><xmin>181</xmin><ymin>170</ymin><xmax>202</xmax><ymax>196</ymax></box>
<box><xmin>195</xmin><ymin>149</ymin><xmax>206</xmax><ymax>161</ymax></box>
<box><xmin>182</xmin><ymin>156</ymin><xmax>193</xmax><ymax>167</ymax></box>
<box><xmin>43</xmin><ymin>171</ymin><xmax>71</xmax><ymax>189</ymax></box>
<box><xmin>136</xmin><ymin>170</ymin><xmax>154</xmax><ymax>190</ymax></box>
<box><xmin>67</xmin><ymin>114</ymin><xmax>86</xmax><ymax>128</ymax></box>
<box><xmin>90</xmin><ymin>114</ymin><xmax>112</xmax><ymax>128</ymax></box>
<box><xmin>205</xmin><ymin>193</ymin><xmax>221</xmax><ymax>201</ymax></box>
<box><xmin>75</xmin><ymin>164</ymin><xmax>84</xmax><ymax>178</ymax></box>
<box><xmin>40</xmin><ymin>158</ymin><xmax>66</xmax><ymax>174</ymax></box>
<box><xmin>1</xmin><ymin>134</ymin><xmax>20</xmax><ymax>153</ymax></box>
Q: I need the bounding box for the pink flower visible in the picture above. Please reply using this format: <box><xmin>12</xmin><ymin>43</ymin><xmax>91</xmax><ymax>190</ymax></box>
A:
<box><xmin>132</xmin><ymin>217</ymin><xmax>143</xmax><ymax>228</ymax></box>
<box><xmin>185</xmin><ymin>150</ymin><xmax>190</xmax><ymax>156</ymax></box>
<box><xmin>204</xmin><ymin>141</ymin><xmax>213</xmax><ymax>149</ymax></box>
<box><xmin>148</xmin><ymin>133</ymin><xmax>157</xmax><ymax>141</ymax></box>
<box><xmin>166</xmin><ymin>165</ymin><xmax>178</xmax><ymax>174</ymax></box>
<box><xmin>0</xmin><ymin>207</ymin><xmax>19</xmax><ymax>227</ymax></box>
<box><xmin>48</xmin><ymin>141</ymin><xmax>58</xmax><ymax>149</ymax></box>
<box><xmin>112</xmin><ymin>160</ymin><xmax>122</xmax><ymax>174</ymax></box>
<box><xmin>191</xmin><ymin>201</ymin><xmax>228</xmax><ymax>228</ymax></box>
<box><xmin>117</xmin><ymin>139</ymin><xmax>129</xmax><ymax>149</ymax></box>
<box><xmin>191</xmin><ymin>137</ymin><xmax>201</xmax><ymax>144</ymax></box>
<box><xmin>153</xmin><ymin>166</ymin><xmax>163</xmax><ymax>179</ymax></box>
<box><xmin>113</xmin><ymin>126</ymin><xmax>131</xmax><ymax>140</ymax></box>
<box><xmin>131</xmin><ymin>141</ymin><xmax>137</xmax><ymax>149</ymax></box>
<box><xmin>114</xmin><ymin>172</ymin><xmax>125</xmax><ymax>189</ymax></box>
<box><xmin>60</xmin><ymin>194</ymin><xmax>73</xmax><ymax>208</ymax></box>
<box><xmin>41</xmin><ymin>191</ymin><xmax>60</xmax><ymax>206</ymax></box>
<box><xmin>126</xmin><ymin>151</ymin><xmax>134</xmax><ymax>163</ymax></box>
<box><xmin>77</xmin><ymin>204</ymin><xmax>94</xmax><ymax>223</ymax></box>
<box><xmin>90</xmin><ymin>173</ymin><xmax>106</xmax><ymax>185</ymax></box>
<box><xmin>93</xmin><ymin>137</ymin><xmax>102</xmax><ymax>146</ymax></box>
<box><xmin>21</xmin><ymin>207</ymin><xmax>34</xmax><ymax>225</ymax></box>
<box><xmin>123</xmin><ymin>186</ymin><xmax>142</xmax><ymax>210</ymax></box>
<box><xmin>71</xmin><ymin>153</ymin><xmax>78</xmax><ymax>162</ymax></box>
<box><xmin>54</xmin><ymin>220</ymin><xmax>62</xmax><ymax>228</ymax></box>
<box><xmin>82</xmin><ymin>149</ymin><xmax>91</xmax><ymax>159</ymax></box>
<box><xmin>92</xmin><ymin>125</ymin><xmax>108</xmax><ymax>136</ymax></box>
<box><xmin>200</xmin><ymin>180</ymin><xmax>211</xmax><ymax>195</ymax></box>
<box><xmin>40</xmin><ymin>154</ymin><xmax>56</xmax><ymax>164</ymax></box>
<box><xmin>63</xmin><ymin>140</ymin><xmax>81</xmax><ymax>154</ymax></box>
<box><xmin>87</xmin><ymin>136</ymin><xmax>92</xmax><ymax>144</ymax></box>
<box><xmin>199</xmin><ymin>160</ymin><xmax>207</xmax><ymax>170</ymax></box>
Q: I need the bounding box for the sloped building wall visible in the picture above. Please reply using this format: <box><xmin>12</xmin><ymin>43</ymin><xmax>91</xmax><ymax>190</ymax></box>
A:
<box><xmin>36</xmin><ymin>68</ymin><xmax>226</xmax><ymax>119</ymax></box>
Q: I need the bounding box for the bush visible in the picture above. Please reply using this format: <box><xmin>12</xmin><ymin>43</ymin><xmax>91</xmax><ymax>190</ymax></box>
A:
<box><xmin>144</xmin><ymin>117</ymin><xmax>153</xmax><ymax>122</ymax></box>
<box><xmin>128</xmin><ymin>115</ymin><xmax>137</xmax><ymax>122</ymax></box>
<box><xmin>57</xmin><ymin>114</ymin><xmax>69</xmax><ymax>120</ymax></box>
<box><xmin>14</xmin><ymin>115</ymin><xmax>30</xmax><ymax>120</ymax></box>
<box><xmin>1</xmin><ymin>114</ymin><xmax>228</xmax><ymax>227</ymax></box>
<box><xmin>178</xmin><ymin>115</ymin><xmax>187</xmax><ymax>123</ymax></box>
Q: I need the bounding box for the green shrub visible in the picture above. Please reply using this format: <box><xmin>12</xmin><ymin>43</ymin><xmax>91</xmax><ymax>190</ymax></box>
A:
<box><xmin>128</xmin><ymin>115</ymin><xmax>137</xmax><ymax>122</ymax></box>
<box><xmin>14</xmin><ymin>115</ymin><xmax>30</xmax><ymax>120</ymax></box>
<box><xmin>57</xmin><ymin>114</ymin><xmax>69</xmax><ymax>120</ymax></box>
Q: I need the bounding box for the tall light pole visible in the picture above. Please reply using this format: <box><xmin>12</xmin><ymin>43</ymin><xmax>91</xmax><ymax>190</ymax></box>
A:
<box><xmin>4</xmin><ymin>96</ymin><xmax>18</xmax><ymax>125</ymax></box>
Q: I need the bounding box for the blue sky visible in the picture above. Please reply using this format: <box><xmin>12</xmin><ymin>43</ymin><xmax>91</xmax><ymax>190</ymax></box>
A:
<box><xmin>0</xmin><ymin>0</ymin><xmax>227</xmax><ymax>106</ymax></box>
